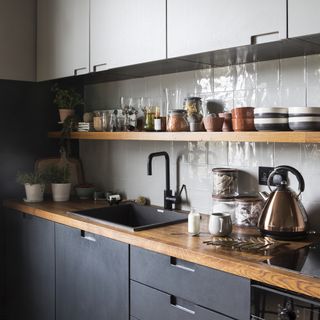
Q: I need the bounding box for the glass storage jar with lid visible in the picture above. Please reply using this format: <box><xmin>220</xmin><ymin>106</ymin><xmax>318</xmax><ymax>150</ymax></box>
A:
<box><xmin>234</xmin><ymin>196</ymin><xmax>263</xmax><ymax>227</ymax></box>
<box><xmin>167</xmin><ymin>109</ymin><xmax>189</xmax><ymax>132</ymax></box>
<box><xmin>93</xmin><ymin>110</ymin><xmax>110</xmax><ymax>131</ymax></box>
<box><xmin>212</xmin><ymin>196</ymin><xmax>235</xmax><ymax>223</ymax></box>
<box><xmin>212</xmin><ymin>168</ymin><xmax>238</xmax><ymax>197</ymax></box>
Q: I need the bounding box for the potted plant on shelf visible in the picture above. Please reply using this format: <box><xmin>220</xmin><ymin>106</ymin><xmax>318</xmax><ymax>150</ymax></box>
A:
<box><xmin>51</xmin><ymin>83</ymin><xmax>84</xmax><ymax>122</ymax></box>
<box><xmin>44</xmin><ymin>164</ymin><xmax>71</xmax><ymax>202</ymax></box>
<box><xmin>16</xmin><ymin>171</ymin><xmax>46</xmax><ymax>202</ymax></box>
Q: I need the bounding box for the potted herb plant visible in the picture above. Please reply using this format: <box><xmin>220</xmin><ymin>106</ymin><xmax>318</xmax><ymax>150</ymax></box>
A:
<box><xmin>51</xmin><ymin>84</ymin><xmax>84</xmax><ymax>122</ymax></box>
<box><xmin>16</xmin><ymin>171</ymin><xmax>46</xmax><ymax>202</ymax></box>
<box><xmin>44</xmin><ymin>164</ymin><xmax>71</xmax><ymax>202</ymax></box>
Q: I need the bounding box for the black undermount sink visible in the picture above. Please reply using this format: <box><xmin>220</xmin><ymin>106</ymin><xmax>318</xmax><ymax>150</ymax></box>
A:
<box><xmin>69</xmin><ymin>202</ymin><xmax>188</xmax><ymax>231</ymax></box>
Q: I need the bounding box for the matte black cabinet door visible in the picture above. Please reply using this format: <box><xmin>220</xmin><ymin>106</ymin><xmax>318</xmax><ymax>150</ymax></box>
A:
<box><xmin>4</xmin><ymin>209</ymin><xmax>55</xmax><ymax>320</ymax></box>
<box><xmin>55</xmin><ymin>223</ymin><xmax>129</xmax><ymax>320</ymax></box>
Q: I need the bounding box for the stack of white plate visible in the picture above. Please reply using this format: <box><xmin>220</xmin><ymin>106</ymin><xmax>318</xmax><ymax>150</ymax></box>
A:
<box><xmin>254</xmin><ymin>107</ymin><xmax>289</xmax><ymax>131</ymax></box>
<box><xmin>288</xmin><ymin>107</ymin><xmax>320</xmax><ymax>130</ymax></box>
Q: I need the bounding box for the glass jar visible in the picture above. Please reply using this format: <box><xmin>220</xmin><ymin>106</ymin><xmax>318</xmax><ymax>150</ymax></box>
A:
<box><xmin>184</xmin><ymin>96</ymin><xmax>202</xmax><ymax>116</ymax></box>
<box><xmin>167</xmin><ymin>109</ymin><xmax>189</xmax><ymax>132</ymax></box>
<box><xmin>93</xmin><ymin>110</ymin><xmax>109</xmax><ymax>131</ymax></box>
<box><xmin>234</xmin><ymin>196</ymin><xmax>263</xmax><ymax>227</ymax></box>
<box><xmin>144</xmin><ymin>106</ymin><xmax>155</xmax><ymax>131</ymax></box>
<box><xmin>212</xmin><ymin>168</ymin><xmax>238</xmax><ymax>197</ymax></box>
<box><xmin>212</xmin><ymin>196</ymin><xmax>235</xmax><ymax>223</ymax></box>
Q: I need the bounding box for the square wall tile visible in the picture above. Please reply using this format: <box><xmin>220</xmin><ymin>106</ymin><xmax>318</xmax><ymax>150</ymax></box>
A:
<box><xmin>187</xmin><ymin>141</ymin><xmax>208</xmax><ymax>165</ymax></box>
<box><xmin>256</xmin><ymin>88</ymin><xmax>281</xmax><ymax>107</ymax></box>
<box><xmin>303</xmin><ymin>201</ymin><xmax>320</xmax><ymax>232</ymax></box>
<box><xmin>208</xmin><ymin>141</ymin><xmax>228</xmax><ymax>166</ymax></box>
<box><xmin>146</xmin><ymin>74</ymin><xmax>162</xmax><ymax>97</ymax></box>
<box><xmin>194</xmin><ymin>68</ymin><xmax>214</xmax><ymax>94</ymax></box>
<box><xmin>274</xmin><ymin>143</ymin><xmax>301</xmax><ymax>168</ymax></box>
<box><xmin>307</xmin><ymin>85</ymin><xmax>320</xmax><ymax>106</ymax></box>
<box><xmin>213</xmin><ymin>65</ymin><xmax>236</xmax><ymax>92</ymax></box>
<box><xmin>235</xmin><ymin>63</ymin><xmax>256</xmax><ymax>91</ymax></box>
<box><xmin>208</xmin><ymin>91</ymin><xmax>233</xmax><ymax>112</ymax></box>
<box><xmin>257</xmin><ymin>60</ymin><xmax>280</xmax><ymax>89</ymax></box>
<box><xmin>301</xmin><ymin>144</ymin><xmax>320</xmax><ymax>174</ymax></box>
<box><xmin>280</xmin><ymin>56</ymin><xmax>306</xmax><ymax>89</ymax></box>
<box><xmin>228</xmin><ymin>142</ymin><xmax>257</xmax><ymax>167</ymax></box>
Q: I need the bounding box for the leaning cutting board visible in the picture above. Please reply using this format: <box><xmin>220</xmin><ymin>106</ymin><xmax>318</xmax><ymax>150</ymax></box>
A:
<box><xmin>35</xmin><ymin>150</ymin><xmax>84</xmax><ymax>192</ymax></box>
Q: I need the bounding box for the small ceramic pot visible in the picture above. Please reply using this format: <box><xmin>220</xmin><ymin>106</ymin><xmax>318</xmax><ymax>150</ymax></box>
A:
<box><xmin>232</xmin><ymin>118</ymin><xmax>255</xmax><ymax>131</ymax></box>
<box><xmin>24</xmin><ymin>183</ymin><xmax>45</xmax><ymax>202</ymax></box>
<box><xmin>52</xmin><ymin>183</ymin><xmax>71</xmax><ymax>202</ymax></box>
<box><xmin>59</xmin><ymin>109</ymin><xmax>75</xmax><ymax>123</ymax></box>
<box><xmin>231</xmin><ymin>107</ymin><xmax>254</xmax><ymax>119</ymax></box>
<box><xmin>203</xmin><ymin>115</ymin><xmax>224</xmax><ymax>132</ymax></box>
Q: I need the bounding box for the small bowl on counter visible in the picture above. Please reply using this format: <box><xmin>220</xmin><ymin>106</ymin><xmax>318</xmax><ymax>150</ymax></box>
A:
<box><xmin>254</xmin><ymin>107</ymin><xmax>289</xmax><ymax>131</ymax></box>
<box><xmin>203</xmin><ymin>114</ymin><xmax>224</xmax><ymax>132</ymax></box>
<box><xmin>288</xmin><ymin>107</ymin><xmax>320</xmax><ymax>131</ymax></box>
<box><xmin>231</xmin><ymin>107</ymin><xmax>255</xmax><ymax>131</ymax></box>
<box><xmin>75</xmin><ymin>184</ymin><xmax>95</xmax><ymax>199</ymax></box>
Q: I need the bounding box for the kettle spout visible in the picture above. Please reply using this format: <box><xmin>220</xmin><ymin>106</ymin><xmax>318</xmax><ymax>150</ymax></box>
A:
<box><xmin>259</xmin><ymin>191</ymin><xmax>269</xmax><ymax>201</ymax></box>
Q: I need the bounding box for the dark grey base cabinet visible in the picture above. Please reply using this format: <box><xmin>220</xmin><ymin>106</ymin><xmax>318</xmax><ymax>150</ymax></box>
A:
<box><xmin>130</xmin><ymin>246</ymin><xmax>250</xmax><ymax>320</ymax></box>
<box><xmin>4</xmin><ymin>209</ymin><xmax>55</xmax><ymax>320</ymax></box>
<box><xmin>55</xmin><ymin>223</ymin><xmax>129</xmax><ymax>320</ymax></box>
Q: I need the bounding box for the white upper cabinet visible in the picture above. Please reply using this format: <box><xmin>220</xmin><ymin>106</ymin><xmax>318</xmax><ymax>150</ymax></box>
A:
<box><xmin>167</xmin><ymin>0</ymin><xmax>287</xmax><ymax>58</ymax></box>
<box><xmin>0</xmin><ymin>0</ymin><xmax>36</xmax><ymax>81</ymax></box>
<box><xmin>37</xmin><ymin>0</ymin><xmax>89</xmax><ymax>81</ymax></box>
<box><xmin>288</xmin><ymin>0</ymin><xmax>320</xmax><ymax>38</ymax></box>
<box><xmin>90</xmin><ymin>0</ymin><xmax>166</xmax><ymax>72</ymax></box>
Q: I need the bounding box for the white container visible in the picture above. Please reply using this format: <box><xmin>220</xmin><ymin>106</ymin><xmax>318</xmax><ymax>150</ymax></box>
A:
<box><xmin>188</xmin><ymin>208</ymin><xmax>200</xmax><ymax>235</ymax></box>
<box><xmin>208</xmin><ymin>213</ymin><xmax>232</xmax><ymax>237</ymax></box>
<box><xmin>52</xmin><ymin>183</ymin><xmax>71</xmax><ymax>202</ymax></box>
<box><xmin>212</xmin><ymin>196</ymin><xmax>235</xmax><ymax>223</ymax></box>
<box><xmin>24</xmin><ymin>183</ymin><xmax>44</xmax><ymax>202</ymax></box>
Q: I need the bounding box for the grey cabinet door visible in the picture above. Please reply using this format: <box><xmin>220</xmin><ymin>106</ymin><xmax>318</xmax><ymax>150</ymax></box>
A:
<box><xmin>288</xmin><ymin>0</ymin><xmax>320</xmax><ymax>38</ymax></box>
<box><xmin>55</xmin><ymin>224</ymin><xmax>129</xmax><ymax>320</ymax></box>
<box><xmin>4</xmin><ymin>209</ymin><xmax>55</xmax><ymax>320</ymax></box>
<box><xmin>131</xmin><ymin>246</ymin><xmax>250</xmax><ymax>320</ymax></box>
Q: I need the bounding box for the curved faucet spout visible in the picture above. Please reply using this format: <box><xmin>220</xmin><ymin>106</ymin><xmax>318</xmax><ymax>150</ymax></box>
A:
<box><xmin>147</xmin><ymin>151</ymin><xmax>170</xmax><ymax>191</ymax></box>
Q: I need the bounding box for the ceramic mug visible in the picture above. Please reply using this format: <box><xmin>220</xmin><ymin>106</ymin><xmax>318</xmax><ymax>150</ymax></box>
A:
<box><xmin>209</xmin><ymin>213</ymin><xmax>232</xmax><ymax>236</ymax></box>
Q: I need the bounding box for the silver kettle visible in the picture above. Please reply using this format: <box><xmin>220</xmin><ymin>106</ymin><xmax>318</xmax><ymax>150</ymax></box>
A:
<box><xmin>258</xmin><ymin>165</ymin><xmax>308</xmax><ymax>240</ymax></box>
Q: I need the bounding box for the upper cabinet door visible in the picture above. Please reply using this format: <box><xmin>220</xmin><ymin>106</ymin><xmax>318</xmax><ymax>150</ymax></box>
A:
<box><xmin>167</xmin><ymin>0</ymin><xmax>287</xmax><ymax>58</ymax></box>
<box><xmin>37</xmin><ymin>0</ymin><xmax>89</xmax><ymax>81</ymax></box>
<box><xmin>90</xmin><ymin>0</ymin><xmax>166</xmax><ymax>72</ymax></box>
<box><xmin>288</xmin><ymin>0</ymin><xmax>320</xmax><ymax>38</ymax></box>
<box><xmin>0</xmin><ymin>0</ymin><xmax>36</xmax><ymax>81</ymax></box>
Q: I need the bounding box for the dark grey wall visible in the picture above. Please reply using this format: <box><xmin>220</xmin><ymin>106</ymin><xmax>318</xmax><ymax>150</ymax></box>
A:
<box><xmin>0</xmin><ymin>78</ymin><xmax>82</xmax><ymax>319</ymax></box>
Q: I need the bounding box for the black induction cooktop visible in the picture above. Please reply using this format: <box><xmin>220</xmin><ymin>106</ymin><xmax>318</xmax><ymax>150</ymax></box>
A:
<box><xmin>264</xmin><ymin>242</ymin><xmax>320</xmax><ymax>278</ymax></box>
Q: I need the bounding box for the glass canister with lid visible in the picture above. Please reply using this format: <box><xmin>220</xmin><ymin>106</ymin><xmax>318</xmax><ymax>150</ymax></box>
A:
<box><xmin>93</xmin><ymin>110</ymin><xmax>110</xmax><ymax>131</ymax></box>
<box><xmin>212</xmin><ymin>196</ymin><xmax>235</xmax><ymax>223</ymax></box>
<box><xmin>167</xmin><ymin>109</ymin><xmax>189</xmax><ymax>132</ymax></box>
<box><xmin>234</xmin><ymin>196</ymin><xmax>264</xmax><ymax>227</ymax></box>
<box><xmin>212</xmin><ymin>168</ymin><xmax>239</xmax><ymax>197</ymax></box>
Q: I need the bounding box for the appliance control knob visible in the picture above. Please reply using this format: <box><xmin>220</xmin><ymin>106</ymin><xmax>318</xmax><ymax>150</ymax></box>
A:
<box><xmin>279</xmin><ymin>301</ymin><xmax>296</xmax><ymax>320</ymax></box>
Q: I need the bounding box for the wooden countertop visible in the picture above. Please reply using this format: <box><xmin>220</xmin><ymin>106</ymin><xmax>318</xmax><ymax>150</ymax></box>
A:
<box><xmin>4</xmin><ymin>199</ymin><xmax>320</xmax><ymax>300</ymax></box>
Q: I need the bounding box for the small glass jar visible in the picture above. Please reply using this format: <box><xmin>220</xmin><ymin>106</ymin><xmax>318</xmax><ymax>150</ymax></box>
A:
<box><xmin>234</xmin><ymin>196</ymin><xmax>263</xmax><ymax>227</ymax></box>
<box><xmin>167</xmin><ymin>109</ymin><xmax>189</xmax><ymax>132</ymax></box>
<box><xmin>144</xmin><ymin>106</ymin><xmax>155</xmax><ymax>131</ymax></box>
<box><xmin>212</xmin><ymin>168</ymin><xmax>238</xmax><ymax>197</ymax></box>
<box><xmin>93</xmin><ymin>110</ymin><xmax>109</xmax><ymax>131</ymax></box>
<box><xmin>212</xmin><ymin>196</ymin><xmax>235</xmax><ymax>223</ymax></box>
<box><xmin>184</xmin><ymin>96</ymin><xmax>202</xmax><ymax>116</ymax></box>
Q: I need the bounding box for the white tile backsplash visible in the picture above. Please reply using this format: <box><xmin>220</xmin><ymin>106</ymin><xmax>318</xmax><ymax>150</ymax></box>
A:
<box><xmin>81</xmin><ymin>54</ymin><xmax>320</xmax><ymax>231</ymax></box>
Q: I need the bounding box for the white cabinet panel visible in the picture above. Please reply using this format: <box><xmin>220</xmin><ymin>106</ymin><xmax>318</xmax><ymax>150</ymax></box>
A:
<box><xmin>0</xmin><ymin>0</ymin><xmax>36</xmax><ymax>81</ymax></box>
<box><xmin>90</xmin><ymin>0</ymin><xmax>166</xmax><ymax>71</ymax></box>
<box><xmin>288</xmin><ymin>0</ymin><xmax>320</xmax><ymax>38</ymax></box>
<box><xmin>167</xmin><ymin>0</ymin><xmax>287</xmax><ymax>58</ymax></box>
<box><xmin>37</xmin><ymin>0</ymin><xmax>89</xmax><ymax>81</ymax></box>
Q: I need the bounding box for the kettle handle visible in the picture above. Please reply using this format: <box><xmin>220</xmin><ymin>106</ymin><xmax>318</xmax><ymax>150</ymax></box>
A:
<box><xmin>267</xmin><ymin>165</ymin><xmax>305</xmax><ymax>196</ymax></box>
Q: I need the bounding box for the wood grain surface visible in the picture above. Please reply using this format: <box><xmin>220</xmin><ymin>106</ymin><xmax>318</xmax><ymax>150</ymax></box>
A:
<box><xmin>48</xmin><ymin>131</ymin><xmax>320</xmax><ymax>143</ymax></box>
<box><xmin>4</xmin><ymin>199</ymin><xmax>320</xmax><ymax>299</ymax></box>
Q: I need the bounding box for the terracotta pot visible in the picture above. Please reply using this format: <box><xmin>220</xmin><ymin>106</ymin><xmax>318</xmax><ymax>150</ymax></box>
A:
<box><xmin>59</xmin><ymin>109</ymin><xmax>75</xmax><ymax>122</ymax></box>
<box><xmin>232</xmin><ymin>118</ymin><xmax>255</xmax><ymax>131</ymax></box>
<box><xmin>231</xmin><ymin>107</ymin><xmax>254</xmax><ymax>119</ymax></box>
<box><xmin>203</xmin><ymin>115</ymin><xmax>224</xmax><ymax>132</ymax></box>
<box><xmin>218</xmin><ymin>112</ymin><xmax>233</xmax><ymax>132</ymax></box>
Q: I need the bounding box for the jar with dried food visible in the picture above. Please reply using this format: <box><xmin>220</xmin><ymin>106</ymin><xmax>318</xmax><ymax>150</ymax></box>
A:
<box><xmin>167</xmin><ymin>109</ymin><xmax>189</xmax><ymax>132</ymax></box>
<box><xmin>234</xmin><ymin>196</ymin><xmax>263</xmax><ymax>227</ymax></box>
<box><xmin>212</xmin><ymin>168</ymin><xmax>238</xmax><ymax>197</ymax></box>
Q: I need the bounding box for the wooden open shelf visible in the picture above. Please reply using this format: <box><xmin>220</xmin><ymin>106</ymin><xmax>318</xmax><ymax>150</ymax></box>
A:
<box><xmin>48</xmin><ymin>131</ymin><xmax>320</xmax><ymax>143</ymax></box>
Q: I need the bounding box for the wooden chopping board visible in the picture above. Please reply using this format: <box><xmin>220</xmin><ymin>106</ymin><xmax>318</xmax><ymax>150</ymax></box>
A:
<box><xmin>35</xmin><ymin>150</ymin><xmax>84</xmax><ymax>192</ymax></box>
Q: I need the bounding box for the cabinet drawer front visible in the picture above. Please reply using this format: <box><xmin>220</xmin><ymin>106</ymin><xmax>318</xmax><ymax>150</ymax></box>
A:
<box><xmin>131</xmin><ymin>281</ymin><xmax>232</xmax><ymax>320</ymax></box>
<box><xmin>130</xmin><ymin>246</ymin><xmax>250</xmax><ymax>320</ymax></box>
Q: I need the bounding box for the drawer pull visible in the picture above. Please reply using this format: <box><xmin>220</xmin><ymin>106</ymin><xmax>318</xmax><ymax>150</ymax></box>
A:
<box><xmin>170</xmin><ymin>296</ymin><xmax>195</xmax><ymax>315</ymax></box>
<box><xmin>80</xmin><ymin>230</ymin><xmax>96</xmax><ymax>242</ymax></box>
<box><xmin>93</xmin><ymin>63</ymin><xmax>107</xmax><ymax>72</ymax></box>
<box><xmin>170</xmin><ymin>257</ymin><xmax>195</xmax><ymax>272</ymax></box>
<box><xmin>250</xmin><ymin>31</ymin><xmax>279</xmax><ymax>45</ymax></box>
<box><xmin>74</xmin><ymin>67</ymin><xmax>87</xmax><ymax>75</ymax></box>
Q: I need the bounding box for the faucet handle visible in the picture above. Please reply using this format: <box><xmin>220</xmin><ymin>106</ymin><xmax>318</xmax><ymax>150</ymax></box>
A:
<box><xmin>177</xmin><ymin>184</ymin><xmax>187</xmax><ymax>197</ymax></box>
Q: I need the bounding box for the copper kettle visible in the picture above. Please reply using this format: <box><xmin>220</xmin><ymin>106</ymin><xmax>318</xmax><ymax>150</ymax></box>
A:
<box><xmin>258</xmin><ymin>165</ymin><xmax>308</xmax><ymax>240</ymax></box>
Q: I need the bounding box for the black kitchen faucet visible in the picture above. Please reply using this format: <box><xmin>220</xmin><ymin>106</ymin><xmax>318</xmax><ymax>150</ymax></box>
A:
<box><xmin>147</xmin><ymin>151</ymin><xmax>185</xmax><ymax>210</ymax></box>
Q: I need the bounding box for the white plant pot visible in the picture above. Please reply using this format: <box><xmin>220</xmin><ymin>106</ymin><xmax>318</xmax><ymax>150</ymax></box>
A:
<box><xmin>51</xmin><ymin>183</ymin><xmax>71</xmax><ymax>202</ymax></box>
<box><xmin>24</xmin><ymin>183</ymin><xmax>44</xmax><ymax>202</ymax></box>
